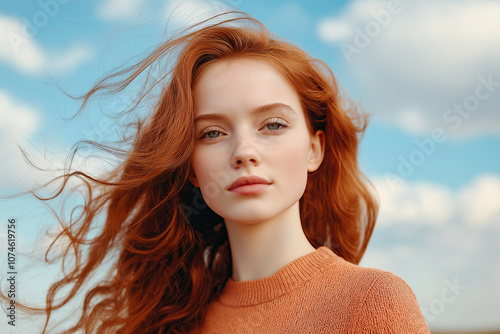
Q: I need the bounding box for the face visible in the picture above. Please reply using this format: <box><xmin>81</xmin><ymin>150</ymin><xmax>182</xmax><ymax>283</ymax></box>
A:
<box><xmin>189</xmin><ymin>57</ymin><xmax>324</xmax><ymax>224</ymax></box>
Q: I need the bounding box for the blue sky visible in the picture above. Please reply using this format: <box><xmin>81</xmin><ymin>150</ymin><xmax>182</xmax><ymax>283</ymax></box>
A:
<box><xmin>1</xmin><ymin>0</ymin><xmax>499</xmax><ymax>332</ymax></box>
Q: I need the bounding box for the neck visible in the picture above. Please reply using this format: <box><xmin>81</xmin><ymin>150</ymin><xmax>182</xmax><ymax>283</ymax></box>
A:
<box><xmin>224</xmin><ymin>201</ymin><xmax>316</xmax><ymax>282</ymax></box>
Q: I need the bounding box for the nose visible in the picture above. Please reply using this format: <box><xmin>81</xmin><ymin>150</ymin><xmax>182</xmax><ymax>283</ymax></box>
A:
<box><xmin>231</xmin><ymin>131</ymin><xmax>260</xmax><ymax>168</ymax></box>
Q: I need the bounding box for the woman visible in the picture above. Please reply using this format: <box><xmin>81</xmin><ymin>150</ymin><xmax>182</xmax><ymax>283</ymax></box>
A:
<box><xmin>1</xmin><ymin>11</ymin><xmax>430</xmax><ymax>334</ymax></box>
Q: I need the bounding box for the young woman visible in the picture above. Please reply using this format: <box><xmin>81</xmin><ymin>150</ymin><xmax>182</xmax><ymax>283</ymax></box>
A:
<box><xmin>1</xmin><ymin>11</ymin><xmax>430</xmax><ymax>334</ymax></box>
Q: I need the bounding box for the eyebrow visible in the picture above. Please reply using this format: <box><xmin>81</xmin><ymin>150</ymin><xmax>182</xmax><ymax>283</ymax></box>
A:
<box><xmin>194</xmin><ymin>102</ymin><xmax>297</xmax><ymax>124</ymax></box>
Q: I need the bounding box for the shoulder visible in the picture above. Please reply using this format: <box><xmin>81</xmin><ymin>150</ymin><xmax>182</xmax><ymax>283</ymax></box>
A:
<box><xmin>319</xmin><ymin>248</ymin><xmax>421</xmax><ymax>306</ymax></box>
<box><xmin>350</xmin><ymin>269</ymin><xmax>430</xmax><ymax>333</ymax></box>
<box><xmin>315</xmin><ymin>249</ymin><xmax>430</xmax><ymax>333</ymax></box>
<box><xmin>318</xmin><ymin>248</ymin><xmax>414</xmax><ymax>297</ymax></box>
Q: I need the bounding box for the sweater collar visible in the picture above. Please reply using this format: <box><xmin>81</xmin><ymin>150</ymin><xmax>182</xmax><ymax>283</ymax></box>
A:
<box><xmin>217</xmin><ymin>246</ymin><xmax>340</xmax><ymax>306</ymax></box>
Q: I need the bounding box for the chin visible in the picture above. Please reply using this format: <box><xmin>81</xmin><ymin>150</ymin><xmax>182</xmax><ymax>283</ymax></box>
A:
<box><xmin>220</xmin><ymin>205</ymin><xmax>293</xmax><ymax>225</ymax></box>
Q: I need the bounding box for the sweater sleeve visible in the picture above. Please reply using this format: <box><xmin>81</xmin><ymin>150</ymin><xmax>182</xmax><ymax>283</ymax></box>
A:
<box><xmin>352</xmin><ymin>272</ymin><xmax>431</xmax><ymax>333</ymax></box>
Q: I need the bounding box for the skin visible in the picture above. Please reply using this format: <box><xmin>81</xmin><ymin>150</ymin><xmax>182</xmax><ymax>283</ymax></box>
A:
<box><xmin>189</xmin><ymin>57</ymin><xmax>325</xmax><ymax>282</ymax></box>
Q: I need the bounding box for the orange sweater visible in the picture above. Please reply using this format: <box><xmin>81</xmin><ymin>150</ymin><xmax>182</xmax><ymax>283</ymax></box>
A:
<box><xmin>188</xmin><ymin>246</ymin><xmax>430</xmax><ymax>333</ymax></box>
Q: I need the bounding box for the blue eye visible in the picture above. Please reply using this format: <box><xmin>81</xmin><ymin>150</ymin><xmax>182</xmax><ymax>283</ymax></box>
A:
<box><xmin>264</xmin><ymin>119</ymin><xmax>288</xmax><ymax>132</ymax></box>
<box><xmin>199</xmin><ymin>129</ymin><xmax>221</xmax><ymax>139</ymax></box>
<box><xmin>206</xmin><ymin>131</ymin><xmax>221</xmax><ymax>138</ymax></box>
<box><xmin>266</xmin><ymin>123</ymin><xmax>283</xmax><ymax>131</ymax></box>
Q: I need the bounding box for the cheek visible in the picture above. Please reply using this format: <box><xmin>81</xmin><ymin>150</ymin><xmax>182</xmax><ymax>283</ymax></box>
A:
<box><xmin>191</xmin><ymin>149</ymin><xmax>210</xmax><ymax>183</ymax></box>
<box><xmin>272</xmin><ymin>136</ymin><xmax>310</xmax><ymax>186</ymax></box>
<box><xmin>191</xmin><ymin>147</ymin><xmax>227</xmax><ymax>189</ymax></box>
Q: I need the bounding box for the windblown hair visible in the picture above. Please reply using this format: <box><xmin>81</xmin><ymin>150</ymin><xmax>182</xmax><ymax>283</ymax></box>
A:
<box><xmin>0</xmin><ymin>11</ymin><xmax>377</xmax><ymax>334</ymax></box>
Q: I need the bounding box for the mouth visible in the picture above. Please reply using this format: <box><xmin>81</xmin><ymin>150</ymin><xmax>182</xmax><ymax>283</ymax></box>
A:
<box><xmin>228</xmin><ymin>183</ymin><xmax>271</xmax><ymax>195</ymax></box>
<box><xmin>228</xmin><ymin>175</ymin><xmax>272</xmax><ymax>191</ymax></box>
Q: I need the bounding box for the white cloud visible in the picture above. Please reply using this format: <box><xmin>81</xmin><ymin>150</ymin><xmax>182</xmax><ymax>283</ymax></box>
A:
<box><xmin>97</xmin><ymin>0</ymin><xmax>236</xmax><ymax>27</ymax></box>
<box><xmin>0</xmin><ymin>14</ymin><xmax>45</xmax><ymax>73</ymax></box>
<box><xmin>0</xmin><ymin>90</ymin><xmax>64</xmax><ymax>191</ymax></box>
<box><xmin>2</xmin><ymin>143</ymin><xmax>114</xmax><ymax>194</ymax></box>
<box><xmin>164</xmin><ymin>0</ymin><xmax>235</xmax><ymax>31</ymax></box>
<box><xmin>0</xmin><ymin>117</ymin><xmax>54</xmax><ymax>189</ymax></box>
<box><xmin>373</xmin><ymin>173</ymin><xmax>500</xmax><ymax>228</ymax></box>
<box><xmin>97</xmin><ymin>0</ymin><xmax>239</xmax><ymax>34</ymax></box>
<box><xmin>459</xmin><ymin>174</ymin><xmax>500</xmax><ymax>227</ymax></box>
<box><xmin>317</xmin><ymin>0</ymin><xmax>500</xmax><ymax>138</ymax></box>
<box><xmin>0</xmin><ymin>14</ymin><xmax>92</xmax><ymax>74</ymax></box>
<box><xmin>0</xmin><ymin>90</ymin><xmax>40</xmax><ymax>136</ymax></box>
<box><xmin>396</xmin><ymin>107</ymin><xmax>430</xmax><ymax>135</ymax></box>
<box><xmin>360</xmin><ymin>221</ymin><xmax>500</xmax><ymax>330</ymax></box>
<box><xmin>0</xmin><ymin>90</ymin><xmax>112</xmax><ymax>191</ymax></box>
<box><xmin>317</xmin><ymin>19</ymin><xmax>351</xmax><ymax>42</ymax></box>
<box><xmin>97</xmin><ymin>0</ymin><xmax>146</xmax><ymax>20</ymax></box>
<box><xmin>373</xmin><ymin>178</ymin><xmax>454</xmax><ymax>227</ymax></box>
<box><xmin>0</xmin><ymin>90</ymin><xmax>42</xmax><ymax>188</ymax></box>
<box><xmin>362</xmin><ymin>174</ymin><xmax>500</xmax><ymax>329</ymax></box>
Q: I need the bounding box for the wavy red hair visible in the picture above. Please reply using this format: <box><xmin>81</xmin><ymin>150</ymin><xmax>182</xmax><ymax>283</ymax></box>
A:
<box><xmin>0</xmin><ymin>12</ymin><xmax>377</xmax><ymax>334</ymax></box>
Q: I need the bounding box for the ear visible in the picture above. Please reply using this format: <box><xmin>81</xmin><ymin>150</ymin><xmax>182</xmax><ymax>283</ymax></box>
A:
<box><xmin>188</xmin><ymin>165</ymin><xmax>200</xmax><ymax>188</ymax></box>
<box><xmin>307</xmin><ymin>130</ymin><xmax>325</xmax><ymax>173</ymax></box>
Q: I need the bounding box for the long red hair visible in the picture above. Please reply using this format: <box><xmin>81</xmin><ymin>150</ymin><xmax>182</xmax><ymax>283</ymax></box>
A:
<box><xmin>1</xmin><ymin>12</ymin><xmax>377</xmax><ymax>334</ymax></box>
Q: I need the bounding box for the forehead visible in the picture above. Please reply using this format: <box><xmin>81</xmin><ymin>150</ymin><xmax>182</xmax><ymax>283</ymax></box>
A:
<box><xmin>193</xmin><ymin>57</ymin><xmax>303</xmax><ymax>116</ymax></box>
<box><xmin>195</xmin><ymin>57</ymin><xmax>278</xmax><ymax>85</ymax></box>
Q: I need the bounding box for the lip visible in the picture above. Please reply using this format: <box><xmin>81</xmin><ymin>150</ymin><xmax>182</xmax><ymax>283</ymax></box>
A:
<box><xmin>228</xmin><ymin>176</ymin><xmax>272</xmax><ymax>192</ymax></box>
<box><xmin>229</xmin><ymin>183</ymin><xmax>271</xmax><ymax>195</ymax></box>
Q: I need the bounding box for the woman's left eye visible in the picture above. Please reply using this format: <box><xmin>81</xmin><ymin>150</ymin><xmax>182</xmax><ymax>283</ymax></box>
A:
<box><xmin>266</xmin><ymin>123</ymin><xmax>282</xmax><ymax>131</ymax></box>
<box><xmin>264</xmin><ymin>120</ymin><xmax>288</xmax><ymax>132</ymax></box>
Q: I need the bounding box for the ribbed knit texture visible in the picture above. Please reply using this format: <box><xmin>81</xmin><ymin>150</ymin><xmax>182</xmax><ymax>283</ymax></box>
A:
<box><xmin>188</xmin><ymin>246</ymin><xmax>430</xmax><ymax>333</ymax></box>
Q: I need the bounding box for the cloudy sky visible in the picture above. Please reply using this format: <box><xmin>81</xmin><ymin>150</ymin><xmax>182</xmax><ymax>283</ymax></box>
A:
<box><xmin>1</xmin><ymin>0</ymin><xmax>499</xmax><ymax>332</ymax></box>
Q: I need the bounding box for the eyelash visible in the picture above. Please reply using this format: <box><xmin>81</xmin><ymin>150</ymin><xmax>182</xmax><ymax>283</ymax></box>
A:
<box><xmin>198</xmin><ymin>119</ymin><xmax>289</xmax><ymax>140</ymax></box>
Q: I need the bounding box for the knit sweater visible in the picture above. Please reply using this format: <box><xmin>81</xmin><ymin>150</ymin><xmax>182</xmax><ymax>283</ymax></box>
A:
<box><xmin>188</xmin><ymin>246</ymin><xmax>430</xmax><ymax>333</ymax></box>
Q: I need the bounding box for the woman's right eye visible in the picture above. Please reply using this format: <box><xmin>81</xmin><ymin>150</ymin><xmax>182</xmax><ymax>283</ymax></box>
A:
<box><xmin>205</xmin><ymin>131</ymin><xmax>221</xmax><ymax>138</ymax></box>
<box><xmin>199</xmin><ymin>128</ymin><xmax>222</xmax><ymax>140</ymax></box>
